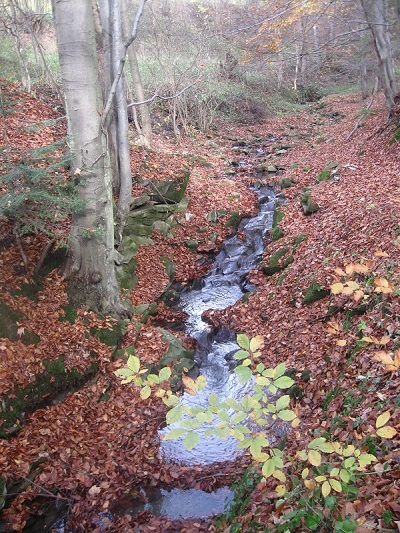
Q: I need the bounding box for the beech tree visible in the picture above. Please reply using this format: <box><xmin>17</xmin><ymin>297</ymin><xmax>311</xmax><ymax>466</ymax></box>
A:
<box><xmin>52</xmin><ymin>0</ymin><xmax>146</xmax><ymax>317</ymax></box>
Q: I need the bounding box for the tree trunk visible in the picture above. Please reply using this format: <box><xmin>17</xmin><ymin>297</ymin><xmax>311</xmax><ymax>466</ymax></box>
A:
<box><xmin>52</xmin><ymin>0</ymin><xmax>130</xmax><ymax>318</ymax></box>
<box><xmin>110</xmin><ymin>0</ymin><xmax>133</xmax><ymax>241</ymax></box>
<box><xmin>360</xmin><ymin>0</ymin><xmax>397</xmax><ymax>115</ymax></box>
<box><xmin>121</xmin><ymin>0</ymin><xmax>152</xmax><ymax>148</ymax></box>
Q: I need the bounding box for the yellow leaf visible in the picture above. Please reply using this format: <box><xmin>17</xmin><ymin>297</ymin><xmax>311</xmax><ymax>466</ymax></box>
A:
<box><xmin>345</xmin><ymin>264</ymin><xmax>355</xmax><ymax>275</ymax></box>
<box><xmin>250</xmin><ymin>335</ymin><xmax>264</xmax><ymax>352</ymax></box>
<box><xmin>374</xmin><ymin>250</ymin><xmax>389</xmax><ymax>257</ymax></box>
<box><xmin>352</xmin><ymin>263</ymin><xmax>369</xmax><ymax>273</ymax></box>
<box><xmin>275</xmin><ymin>484</ymin><xmax>286</xmax><ymax>497</ymax></box>
<box><xmin>376</xmin><ymin>426</ymin><xmax>397</xmax><ymax>439</ymax></box>
<box><xmin>329</xmin><ymin>479</ymin><xmax>342</xmax><ymax>493</ymax></box>
<box><xmin>308</xmin><ymin>450</ymin><xmax>322</xmax><ymax>467</ymax></box>
<box><xmin>322</xmin><ymin>480</ymin><xmax>331</xmax><ymax>497</ymax></box>
<box><xmin>379</xmin><ymin>336</ymin><xmax>391</xmax><ymax>346</ymax></box>
<box><xmin>304</xmin><ymin>479</ymin><xmax>316</xmax><ymax>490</ymax></box>
<box><xmin>331</xmin><ymin>282</ymin><xmax>344</xmax><ymax>294</ymax></box>
<box><xmin>342</xmin><ymin>285</ymin><xmax>356</xmax><ymax>295</ymax></box>
<box><xmin>326</xmin><ymin>321</ymin><xmax>340</xmax><ymax>334</ymax></box>
<box><xmin>337</xmin><ymin>339</ymin><xmax>347</xmax><ymax>347</ymax></box>
<box><xmin>353</xmin><ymin>290</ymin><xmax>364</xmax><ymax>302</ymax></box>
<box><xmin>376</xmin><ymin>411</ymin><xmax>391</xmax><ymax>428</ymax></box>
<box><xmin>373</xmin><ymin>351</ymin><xmax>400</xmax><ymax>372</ymax></box>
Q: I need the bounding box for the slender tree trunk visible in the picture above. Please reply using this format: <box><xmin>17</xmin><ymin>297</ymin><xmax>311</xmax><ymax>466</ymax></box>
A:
<box><xmin>52</xmin><ymin>0</ymin><xmax>130</xmax><ymax>317</ymax></box>
<box><xmin>110</xmin><ymin>0</ymin><xmax>133</xmax><ymax>240</ymax></box>
<box><xmin>121</xmin><ymin>0</ymin><xmax>152</xmax><ymax>148</ymax></box>
<box><xmin>360</xmin><ymin>0</ymin><xmax>397</xmax><ymax>115</ymax></box>
<box><xmin>9</xmin><ymin>0</ymin><xmax>31</xmax><ymax>91</ymax></box>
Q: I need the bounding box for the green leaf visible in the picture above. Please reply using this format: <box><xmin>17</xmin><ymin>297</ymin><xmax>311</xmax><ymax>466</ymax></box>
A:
<box><xmin>158</xmin><ymin>366</ymin><xmax>171</xmax><ymax>382</ymax></box>
<box><xmin>329</xmin><ymin>479</ymin><xmax>342</xmax><ymax>493</ymax></box>
<box><xmin>339</xmin><ymin>469</ymin><xmax>350</xmax><ymax>483</ymax></box>
<box><xmin>166</xmin><ymin>406</ymin><xmax>183</xmax><ymax>424</ymax></box>
<box><xmin>256</xmin><ymin>376</ymin><xmax>271</xmax><ymax>386</ymax></box>
<box><xmin>181</xmin><ymin>419</ymin><xmax>202</xmax><ymax>430</ymax></box>
<box><xmin>231</xmin><ymin>411</ymin><xmax>247</xmax><ymax>424</ymax></box>
<box><xmin>262</xmin><ymin>368</ymin><xmax>275</xmax><ymax>378</ymax></box>
<box><xmin>274</xmin><ymin>376</ymin><xmax>294</xmax><ymax>389</ymax></box>
<box><xmin>147</xmin><ymin>373</ymin><xmax>159</xmax><ymax>385</ymax></box>
<box><xmin>262</xmin><ymin>459</ymin><xmax>275</xmax><ymax>477</ymax></box>
<box><xmin>196</xmin><ymin>411</ymin><xmax>214</xmax><ymax>423</ymax></box>
<box><xmin>256</xmin><ymin>363</ymin><xmax>265</xmax><ymax>374</ymax></box>
<box><xmin>250</xmin><ymin>335</ymin><xmax>264</xmax><ymax>352</ymax></box>
<box><xmin>276</xmin><ymin>395</ymin><xmax>291</xmax><ymax>411</ymax></box>
<box><xmin>234</xmin><ymin>349</ymin><xmax>250</xmax><ymax>360</ymax></box>
<box><xmin>114</xmin><ymin>368</ymin><xmax>134</xmax><ymax>378</ymax></box>
<box><xmin>140</xmin><ymin>385</ymin><xmax>151</xmax><ymax>400</ymax></box>
<box><xmin>273</xmin><ymin>362</ymin><xmax>286</xmax><ymax>379</ymax></box>
<box><xmin>127</xmin><ymin>354</ymin><xmax>140</xmax><ymax>373</ymax></box>
<box><xmin>217</xmin><ymin>410</ymin><xmax>230</xmax><ymax>423</ymax></box>
<box><xmin>343</xmin><ymin>457</ymin><xmax>356</xmax><ymax>469</ymax></box>
<box><xmin>234</xmin><ymin>365</ymin><xmax>253</xmax><ymax>382</ymax></box>
<box><xmin>308</xmin><ymin>437</ymin><xmax>328</xmax><ymax>450</ymax></box>
<box><xmin>305</xmin><ymin>513</ymin><xmax>321</xmax><ymax>531</ymax></box>
<box><xmin>208</xmin><ymin>392</ymin><xmax>220</xmax><ymax>406</ymax></box>
<box><xmin>183</xmin><ymin>432</ymin><xmax>200</xmax><ymax>451</ymax></box>
<box><xmin>162</xmin><ymin>428</ymin><xmax>187</xmax><ymax>440</ymax></box>
<box><xmin>215</xmin><ymin>427</ymin><xmax>229</xmax><ymax>439</ymax></box>
<box><xmin>358</xmin><ymin>453</ymin><xmax>377</xmax><ymax>466</ymax></box>
<box><xmin>237</xmin><ymin>333</ymin><xmax>250</xmax><ymax>350</ymax></box>
<box><xmin>278</xmin><ymin>409</ymin><xmax>297</xmax><ymax>421</ymax></box>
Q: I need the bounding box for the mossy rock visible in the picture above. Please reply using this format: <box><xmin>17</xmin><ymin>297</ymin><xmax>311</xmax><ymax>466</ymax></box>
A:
<box><xmin>301</xmin><ymin>193</ymin><xmax>319</xmax><ymax>215</ymax></box>
<box><xmin>261</xmin><ymin>247</ymin><xmax>294</xmax><ymax>276</ymax></box>
<box><xmin>279</xmin><ymin>178</ymin><xmax>294</xmax><ymax>188</ymax></box>
<box><xmin>159</xmin><ymin>329</ymin><xmax>194</xmax><ymax>367</ymax></box>
<box><xmin>272</xmin><ymin>208</ymin><xmax>285</xmax><ymax>228</ymax></box>
<box><xmin>0</xmin><ymin>300</ymin><xmax>40</xmax><ymax>345</ymax></box>
<box><xmin>302</xmin><ymin>282</ymin><xmax>330</xmax><ymax>305</ymax></box>
<box><xmin>316</xmin><ymin>169</ymin><xmax>332</xmax><ymax>182</ymax></box>
<box><xmin>116</xmin><ymin>257</ymin><xmax>138</xmax><ymax>290</ymax></box>
<box><xmin>293</xmin><ymin>233</ymin><xmax>306</xmax><ymax>250</ymax></box>
<box><xmin>185</xmin><ymin>239</ymin><xmax>200</xmax><ymax>252</ymax></box>
<box><xmin>271</xmin><ymin>226</ymin><xmax>284</xmax><ymax>241</ymax></box>
<box><xmin>225</xmin><ymin>211</ymin><xmax>242</xmax><ymax>229</ymax></box>
<box><xmin>0</xmin><ymin>356</ymin><xmax>98</xmax><ymax>437</ymax></box>
<box><xmin>147</xmin><ymin>171</ymin><xmax>190</xmax><ymax>204</ymax></box>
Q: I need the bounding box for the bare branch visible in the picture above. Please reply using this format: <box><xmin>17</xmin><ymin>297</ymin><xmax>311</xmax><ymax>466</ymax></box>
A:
<box><xmin>101</xmin><ymin>0</ymin><xmax>147</xmax><ymax>127</ymax></box>
<box><xmin>127</xmin><ymin>78</ymin><xmax>202</xmax><ymax>108</ymax></box>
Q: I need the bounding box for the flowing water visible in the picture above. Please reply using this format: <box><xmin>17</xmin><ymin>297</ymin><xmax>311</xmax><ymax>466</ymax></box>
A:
<box><xmin>159</xmin><ymin>186</ymin><xmax>278</xmax><ymax>466</ymax></box>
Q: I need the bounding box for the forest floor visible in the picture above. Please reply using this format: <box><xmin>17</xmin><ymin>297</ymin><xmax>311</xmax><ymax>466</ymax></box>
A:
<box><xmin>0</xmin><ymin>82</ymin><xmax>399</xmax><ymax>532</ymax></box>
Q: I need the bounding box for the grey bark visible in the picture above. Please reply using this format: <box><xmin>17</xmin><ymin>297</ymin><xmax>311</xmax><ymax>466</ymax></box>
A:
<box><xmin>121</xmin><ymin>0</ymin><xmax>152</xmax><ymax>147</ymax></box>
<box><xmin>110</xmin><ymin>0</ymin><xmax>133</xmax><ymax>240</ymax></box>
<box><xmin>360</xmin><ymin>0</ymin><xmax>397</xmax><ymax>114</ymax></box>
<box><xmin>52</xmin><ymin>0</ymin><xmax>130</xmax><ymax>317</ymax></box>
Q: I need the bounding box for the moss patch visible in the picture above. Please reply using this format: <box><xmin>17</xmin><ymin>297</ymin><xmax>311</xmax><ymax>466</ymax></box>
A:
<box><xmin>0</xmin><ymin>300</ymin><xmax>40</xmax><ymax>345</ymax></box>
<box><xmin>0</xmin><ymin>356</ymin><xmax>98</xmax><ymax>437</ymax></box>
<box><xmin>302</xmin><ymin>282</ymin><xmax>330</xmax><ymax>305</ymax></box>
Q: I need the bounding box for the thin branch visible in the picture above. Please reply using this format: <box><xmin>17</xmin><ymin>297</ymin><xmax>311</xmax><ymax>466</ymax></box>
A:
<box><xmin>346</xmin><ymin>76</ymin><xmax>379</xmax><ymax>141</ymax></box>
<box><xmin>34</xmin><ymin>239</ymin><xmax>55</xmax><ymax>276</ymax></box>
<box><xmin>101</xmin><ymin>0</ymin><xmax>147</xmax><ymax>127</ymax></box>
<box><xmin>127</xmin><ymin>79</ymin><xmax>201</xmax><ymax>108</ymax></box>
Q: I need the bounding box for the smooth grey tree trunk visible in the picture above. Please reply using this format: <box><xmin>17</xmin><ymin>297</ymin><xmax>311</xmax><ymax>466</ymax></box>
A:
<box><xmin>52</xmin><ymin>0</ymin><xmax>130</xmax><ymax>317</ymax></box>
<box><xmin>361</xmin><ymin>0</ymin><xmax>397</xmax><ymax>114</ymax></box>
<box><xmin>121</xmin><ymin>0</ymin><xmax>152</xmax><ymax>148</ymax></box>
<box><xmin>110</xmin><ymin>0</ymin><xmax>133</xmax><ymax>240</ymax></box>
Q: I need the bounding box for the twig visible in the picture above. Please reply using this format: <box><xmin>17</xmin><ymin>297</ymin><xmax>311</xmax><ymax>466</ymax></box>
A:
<box><xmin>127</xmin><ymin>79</ymin><xmax>202</xmax><ymax>108</ymax></box>
<box><xmin>346</xmin><ymin>76</ymin><xmax>379</xmax><ymax>141</ymax></box>
<box><xmin>194</xmin><ymin>471</ymin><xmax>244</xmax><ymax>482</ymax></box>
<box><xmin>14</xmin><ymin>231</ymin><xmax>28</xmax><ymax>272</ymax></box>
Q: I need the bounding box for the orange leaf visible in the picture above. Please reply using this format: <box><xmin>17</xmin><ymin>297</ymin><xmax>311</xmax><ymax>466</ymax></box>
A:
<box><xmin>374</xmin><ymin>250</ymin><xmax>389</xmax><ymax>257</ymax></box>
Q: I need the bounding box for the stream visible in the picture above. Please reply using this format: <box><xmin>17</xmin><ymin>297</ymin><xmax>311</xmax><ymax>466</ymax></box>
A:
<box><xmin>159</xmin><ymin>186</ymin><xmax>277</xmax><ymax>466</ymax></box>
